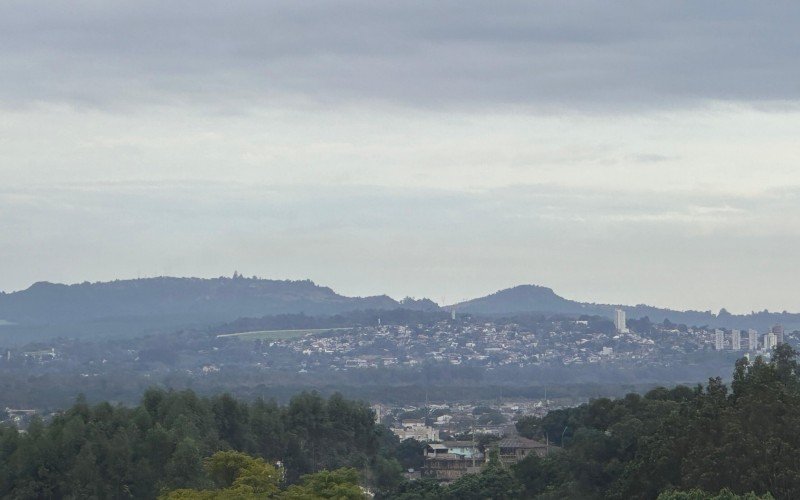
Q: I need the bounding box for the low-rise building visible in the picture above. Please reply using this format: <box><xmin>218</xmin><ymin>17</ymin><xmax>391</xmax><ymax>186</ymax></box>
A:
<box><xmin>422</xmin><ymin>442</ymin><xmax>483</xmax><ymax>482</ymax></box>
<box><xmin>392</xmin><ymin>419</ymin><xmax>439</xmax><ymax>442</ymax></box>
<box><xmin>494</xmin><ymin>436</ymin><xmax>553</xmax><ymax>465</ymax></box>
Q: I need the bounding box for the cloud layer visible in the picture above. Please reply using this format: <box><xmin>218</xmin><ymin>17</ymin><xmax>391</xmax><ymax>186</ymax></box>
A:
<box><xmin>2</xmin><ymin>2</ymin><xmax>800</xmax><ymax>314</ymax></box>
<box><xmin>2</xmin><ymin>1</ymin><xmax>800</xmax><ymax>111</ymax></box>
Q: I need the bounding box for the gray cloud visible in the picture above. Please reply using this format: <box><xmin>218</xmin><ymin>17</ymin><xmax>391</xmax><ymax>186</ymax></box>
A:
<box><xmin>1</xmin><ymin>1</ymin><xmax>799</xmax><ymax>111</ymax></box>
<box><xmin>3</xmin><ymin>2</ymin><xmax>800</xmax><ymax>314</ymax></box>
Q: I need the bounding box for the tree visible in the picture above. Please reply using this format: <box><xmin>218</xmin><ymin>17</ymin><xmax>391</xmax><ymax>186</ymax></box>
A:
<box><xmin>165</xmin><ymin>438</ymin><xmax>206</xmax><ymax>490</ymax></box>
<box><xmin>281</xmin><ymin>468</ymin><xmax>365</xmax><ymax>499</ymax></box>
<box><xmin>446</xmin><ymin>450</ymin><xmax>521</xmax><ymax>500</ymax></box>
<box><xmin>394</xmin><ymin>439</ymin><xmax>425</xmax><ymax>471</ymax></box>
<box><xmin>162</xmin><ymin>451</ymin><xmax>280</xmax><ymax>499</ymax></box>
<box><xmin>657</xmin><ymin>488</ymin><xmax>774</xmax><ymax>499</ymax></box>
<box><xmin>379</xmin><ymin>478</ymin><xmax>444</xmax><ymax>500</ymax></box>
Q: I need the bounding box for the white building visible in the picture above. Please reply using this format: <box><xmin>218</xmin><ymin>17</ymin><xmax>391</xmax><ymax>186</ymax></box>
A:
<box><xmin>772</xmin><ymin>324</ymin><xmax>785</xmax><ymax>345</ymax></box>
<box><xmin>614</xmin><ymin>309</ymin><xmax>629</xmax><ymax>333</ymax></box>
<box><xmin>764</xmin><ymin>332</ymin><xmax>778</xmax><ymax>351</ymax></box>
<box><xmin>731</xmin><ymin>329</ymin><xmax>741</xmax><ymax>351</ymax></box>
<box><xmin>714</xmin><ymin>329</ymin><xmax>725</xmax><ymax>351</ymax></box>
<box><xmin>392</xmin><ymin>419</ymin><xmax>439</xmax><ymax>442</ymax></box>
<box><xmin>748</xmin><ymin>329</ymin><xmax>758</xmax><ymax>351</ymax></box>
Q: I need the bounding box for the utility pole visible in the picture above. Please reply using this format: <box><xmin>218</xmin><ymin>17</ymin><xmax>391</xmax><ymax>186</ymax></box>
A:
<box><xmin>544</xmin><ymin>386</ymin><xmax>549</xmax><ymax>412</ymax></box>
<box><xmin>471</xmin><ymin>425</ymin><xmax>476</xmax><ymax>468</ymax></box>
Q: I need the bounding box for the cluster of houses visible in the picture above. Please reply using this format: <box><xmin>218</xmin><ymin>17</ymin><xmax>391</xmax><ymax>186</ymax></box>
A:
<box><xmin>253</xmin><ymin>318</ymin><xmax>794</xmax><ymax>374</ymax></box>
<box><xmin>390</xmin><ymin>417</ymin><xmax>556</xmax><ymax>482</ymax></box>
<box><xmin>2</xmin><ymin>408</ymin><xmax>38</xmax><ymax>428</ymax></box>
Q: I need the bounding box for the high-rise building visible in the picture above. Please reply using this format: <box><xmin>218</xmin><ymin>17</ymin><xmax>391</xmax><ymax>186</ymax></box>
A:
<box><xmin>772</xmin><ymin>324</ymin><xmax>785</xmax><ymax>345</ymax></box>
<box><xmin>614</xmin><ymin>309</ymin><xmax>629</xmax><ymax>333</ymax></box>
<box><xmin>731</xmin><ymin>329</ymin><xmax>741</xmax><ymax>351</ymax></box>
<box><xmin>748</xmin><ymin>329</ymin><xmax>758</xmax><ymax>351</ymax></box>
<box><xmin>764</xmin><ymin>332</ymin><xmax>778</xmax><ymax>351</ymax></box>
<box><xmin>715</xmin><ymin>329</ymin><xmax>724</xmax><ymax>351</ymax></box>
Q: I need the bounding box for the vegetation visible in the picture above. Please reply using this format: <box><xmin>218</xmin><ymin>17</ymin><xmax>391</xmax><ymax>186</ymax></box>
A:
<box><xmin>5</xmin><ymin>346</ymin><xmax>800</xmax><ymax>498</ymax></box>
<box><xmin>0</xmin><ymin>276</ymin><xmax>438</xmax><ymax>343</ymax></box>
<box><xmin>215</xmin><ymin>328</ymin><xmax>350</xmax><ymax>341</ymax></box>
<box><xmin>656</xmin><ymin>490</ymin><xmax>773</xmax><ymax>500</ymax></box>
<box><xmin>0</xmin><ymin>390</ymin><xmax>397</xmax><ymax>498</ymax></box>
<box><xmin>503</xmin><ymin>344</ymin><xmax>800</xmax><ymax>499</ymax></box>
<box><xmin>3</xmin><ymin>276</ymin><xmax>799</xmax><ymax>345</ymax></box>
<box><xmin>161</xmin><ymin>452</ymin><xmax>364</xmax><ymax>499</ymax></box>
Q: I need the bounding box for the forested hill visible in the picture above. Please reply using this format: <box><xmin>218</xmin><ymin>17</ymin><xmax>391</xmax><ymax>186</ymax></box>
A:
<box><xmin>453</xmin><ymin>284</ymin><xmax>800</xmax><ymax>331</ymax></box>
<box><xmin>2</xmin><ymin>277</ymin><xmax>798</xmax><ymax>342</ymax></box>
<box><xmin>0</xmin><ymin>276</ymin><xmax>434</xmax><ymax>329</ymax></box>
<box><xmin>453</xmin><ymin>285</ymin><xmax>586</xmax><ymax>316</ymax></box>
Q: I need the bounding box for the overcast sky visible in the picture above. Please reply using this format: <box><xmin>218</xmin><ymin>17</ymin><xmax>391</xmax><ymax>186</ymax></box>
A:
<box><xmin>2</xmin><ymin>1</ymin><xmax>800</xmax><ymax>313</ymax></box>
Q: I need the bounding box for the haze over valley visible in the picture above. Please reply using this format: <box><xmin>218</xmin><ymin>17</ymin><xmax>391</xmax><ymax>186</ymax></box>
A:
<box><xmin>1</xmin><ymin>275</ymin><xmax>798</xmax><ymax>344</ymax></box>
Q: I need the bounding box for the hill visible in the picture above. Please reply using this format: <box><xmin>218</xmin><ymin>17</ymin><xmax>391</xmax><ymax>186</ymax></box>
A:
<box><xmin>452</xmin><ymin>285</ymin><xmax>587</xmax><ymax>315</ymax></box>
<box><xmin>0</xmin><ymin>276</ymin><xmax>435</xmax><ymax>342</ymax></box>
<box><xmin>2</xmin><ymin>277</ymin><xmax>799</xmax><ymax>343</ymax></box>
<box><xmin>454</xmin><ymin>285</ymin><xmax>800</xmax><ymax>331</ymax></box>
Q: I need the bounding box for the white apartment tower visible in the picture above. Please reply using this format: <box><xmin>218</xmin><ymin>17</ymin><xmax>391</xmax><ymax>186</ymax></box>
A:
<box><xmin>772</xmin><ymin>324</ymin><xmax>785</xmax><ymax>345</ymax></box>
<box><xmin>731</xmin><ymin>329</ymin><xmax>741</xmax><ymax>351</ymax></box>
<box><xmin>614</xmin><ymin>309</ymin><xmax>629</xmax><ymax>333</ymax></box>
<box><xmin>714</xmin><ymin>329</ymin><xmax>725</xmax><ymax>351</ymax></box>
<box><xmin>748</xmin><ymin>329</ymin><xmax>758</xmax><ymax>351</ymax></box>
<box><xmin>764</xmin><ymin>332</ymin><xmax>778</xmax><ymax>351</ymax></box>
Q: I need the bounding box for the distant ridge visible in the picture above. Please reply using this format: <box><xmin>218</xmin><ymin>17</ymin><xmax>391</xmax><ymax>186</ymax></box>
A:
<box><xmin>1</xmin><ymin>277</ymin><xmax>798</xmax><ymax>342</ymax></box>
<box><xmin>453</xmin><ymin>285</ymin><xmax>800</xmax><ymax>331</ymax></box>
<box><xmin>0</xmin><ymin>276</ymin><xmax>434</xmax><ymax>330</ymax></box>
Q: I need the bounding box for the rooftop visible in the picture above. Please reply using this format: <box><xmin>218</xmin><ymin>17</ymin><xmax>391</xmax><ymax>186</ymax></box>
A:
<box><xmin>497</xmin><ymin>436</ymin><xmax>548</xmax><ymax>450</ymax></box>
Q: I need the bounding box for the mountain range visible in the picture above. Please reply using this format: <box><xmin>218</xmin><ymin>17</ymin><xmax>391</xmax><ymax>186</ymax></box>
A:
<box><xmin>0</xmin><ymin>277</ymin><xmax>797</xmax><ymax>343</ymax></box>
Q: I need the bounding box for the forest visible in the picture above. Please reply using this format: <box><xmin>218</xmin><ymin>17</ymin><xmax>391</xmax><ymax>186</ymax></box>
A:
<box><xmin>0</xmin><ymin>390</ymin><xmax>400</xmax><ymax>498</ymax></box>
<box><xmin>513</xmin><ymin>344</ymin><xmax>800</xmax><ymax>499</ymax></box>
<box><xmin>3</xmin><ymin>346</ymin><xmax>800</xmax><ymax>498</ymax></box>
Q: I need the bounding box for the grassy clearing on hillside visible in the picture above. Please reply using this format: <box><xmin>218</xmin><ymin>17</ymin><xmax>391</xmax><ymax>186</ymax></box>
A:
<box><xmin>216</xmin><ymin>327</ymin><xmax>350</xmax><ymax>341</ymax></box>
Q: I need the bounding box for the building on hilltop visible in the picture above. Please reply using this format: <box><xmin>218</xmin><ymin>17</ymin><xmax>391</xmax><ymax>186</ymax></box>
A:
<box><xmin>748</xmin><ymin>329</ymin><xmax>759</xmax><ymax>351</ymax></box>
<box><xmin>614</xmin><ymin>309</ymin><xmax>629</xmax><ymax>334</ymax></box>
<box><xmin>772</xmin><ymin>324</ymin><xmax>785</xmax><ymax>345</ymax></box>
<box><xmin>714</xmin><ymin>329</ymin><xmax>724</xmax><ymax>351</ymax></box>
<box><xmin>23</xmin><ymin>348</ymin><xmax>56</xmax><ymax>362</ymax></box>
<box><xmin>764</xmin><ymin>332</ymin><xmax>778</xmax><ymax>351</ymax></box>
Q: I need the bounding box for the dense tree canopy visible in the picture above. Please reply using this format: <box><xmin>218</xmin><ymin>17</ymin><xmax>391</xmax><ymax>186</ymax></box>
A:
<box><xmin>4</xmin><ymin>346</ymin><xmax>800</xmax><ymax>498</ymax></box>
<box><xmin>0</xmin><ymin>390</ymin><xmax>393</xmax><ymax>498</ymax></box>
<box><xmin>503</xmin><ymin>345</ymin><xmax>800</xmax><ymax>499</ymax></box>
<box><xmin>162</xmin><ymin>451</ymin><xmax>363</xmax><ymax>499</ymax></box>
